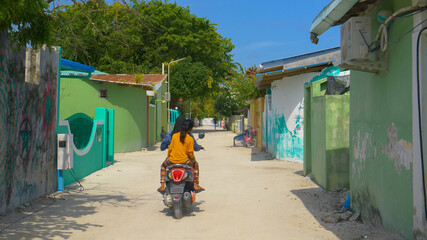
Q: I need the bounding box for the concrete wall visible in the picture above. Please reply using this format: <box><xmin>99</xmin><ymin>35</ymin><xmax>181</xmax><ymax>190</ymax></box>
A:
<box><xmin>325</xmin><ymin>95</ymin><xmax>350</xmax><ymax>190</ymax></box>
<box><xmin>263</xmin><ymin>73</ymin><xmax>317</xmax><ymax>161</ymax></box>
<box><xmin>349</xmin><ymin>0</ymin><xmax>414</xmax><ymax>237</ymax></box>
<box><xmin>304</xmin><ymin>68</ymin><xmax>350</xmax><ymax>190</ymax></box>
<box><xmin>59</xmin><ymin>77</ymin><xmax>148</xmax><ymax>153</ymax></box>
<box><xmin>0</xmin><ymin>33</ymin><xmax>58</xmax><ymax>212</ymax></box>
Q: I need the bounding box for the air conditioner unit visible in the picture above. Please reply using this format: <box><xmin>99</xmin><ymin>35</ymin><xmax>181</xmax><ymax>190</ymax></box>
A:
<box><xmin>57</xmin><ymin>134</ymin><xmax>73</xmax><ymax>170</ymax></box>
<box><xmin>338</xmin><ymin>16</ymin><xmax>387</xmax><ymax>73</ymax></box>
<box><xmin>341</xmin><ymin>16</ymin><xmax>371</xmax><ymax>61</ymax></box>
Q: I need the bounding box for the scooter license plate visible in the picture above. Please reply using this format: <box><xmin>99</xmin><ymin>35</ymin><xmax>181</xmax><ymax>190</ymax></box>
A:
<box><xmin>171</xmin><ymin>186</ymin><xmax>185</xmax><ymax>194</ymax></box>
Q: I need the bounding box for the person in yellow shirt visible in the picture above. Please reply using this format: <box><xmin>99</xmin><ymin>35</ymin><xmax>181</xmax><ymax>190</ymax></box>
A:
<box><xmin>157</xmin><ymin>119</ymin><xmax>205</xmax><ymax>192</ymax></box>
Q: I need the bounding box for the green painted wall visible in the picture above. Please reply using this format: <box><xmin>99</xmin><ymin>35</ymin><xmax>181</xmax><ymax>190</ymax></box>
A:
<box><xmin>155</xmin><ymin>82</ymin><xmax>168</xmax><ymax>141</ymax></box>
<box><xmin>349</xmin><ymin>0</ymin><xmax>413</xmax><ymax>238</ymax></box>
<box><xmin>325</xmin><ymin>95</ymin><xmax>350</xmax><ymax>190</ymax></box>
<box><xmin>149</xmin><ymin>105</ymin><xmax>156</xmax><ymax>146</ymax></box>
<box><xmin>303</xmin><ymin>87</ymin><xmax>312</xmax><ymax>175</ymax></box>
<box><xmin>311</xmin><ymin>96</ymin><xmax>327</xmax><ymax>187</ymax></box>
<box><xmin>304</xmin><ymin>78</ymin><xmax>350</xmax><ymax>191</ymax></box>
<box><xmin>60</xmin><ymin>78</ymin><xmax>148</xmax><ymax>153</ymax></box>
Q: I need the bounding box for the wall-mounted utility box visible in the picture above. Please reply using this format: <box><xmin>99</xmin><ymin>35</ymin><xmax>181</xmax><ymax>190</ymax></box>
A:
<box><xmin>57</xmin><ymin>134</ymin><xmax>74</xmax><ymax>170</ymax></box>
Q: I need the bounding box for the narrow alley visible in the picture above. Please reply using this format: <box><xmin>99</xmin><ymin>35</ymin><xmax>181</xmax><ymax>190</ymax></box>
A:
<box><xmin>0</xmin><ymin>127</ymin><xmax>401</xmax><ymax>240</ymax></box>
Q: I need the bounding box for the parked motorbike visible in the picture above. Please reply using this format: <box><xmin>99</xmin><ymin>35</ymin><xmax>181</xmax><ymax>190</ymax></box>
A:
<box><xmin>161</xmin><ymin>132</ymin><xmax>205</xmax><ymax>219</ymax></box>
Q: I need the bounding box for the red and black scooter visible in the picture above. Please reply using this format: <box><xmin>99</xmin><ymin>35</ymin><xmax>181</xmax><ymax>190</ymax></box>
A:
<box><xmin>161</xmin><ymin>132</ymin><xmax>205</xmax><ymax>219</ymax></box>
<box><xmin>162</xmin><ymin>163</ymin><xmax>196</xmax><ymax>219</ymax></box>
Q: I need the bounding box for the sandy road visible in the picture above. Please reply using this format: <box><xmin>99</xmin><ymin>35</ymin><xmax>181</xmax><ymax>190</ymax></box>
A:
<box><xmin>0</xmin><ymin>127</ymin><xmax>402</xmax><ymax>240</ymax></box>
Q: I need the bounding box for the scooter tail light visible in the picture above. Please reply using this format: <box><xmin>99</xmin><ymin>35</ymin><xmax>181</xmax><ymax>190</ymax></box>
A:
<box><xmin>171</xmin><ymin>169</ymin><xmax>186</xmax><ymax>182</ymax></box>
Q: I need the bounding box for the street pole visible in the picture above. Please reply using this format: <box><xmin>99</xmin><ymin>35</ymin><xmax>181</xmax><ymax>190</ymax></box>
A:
<box><xmin>167</xmin><ymin>58</ymin><xmax>186</xmax><ymax>131</ymax></box>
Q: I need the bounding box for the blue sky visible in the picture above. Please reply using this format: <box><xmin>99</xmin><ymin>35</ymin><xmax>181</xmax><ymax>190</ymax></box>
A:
<box><xmin>174</xmin><ymin>0</ymin><xmax>340</xmax><ymax>68</ymax></box>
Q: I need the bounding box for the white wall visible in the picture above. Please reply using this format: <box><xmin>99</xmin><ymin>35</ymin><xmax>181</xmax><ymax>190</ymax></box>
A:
<box><xmin>265</xmin><ymin>72</ymin><xmax>317</xmax><ymax>161</ymax></box>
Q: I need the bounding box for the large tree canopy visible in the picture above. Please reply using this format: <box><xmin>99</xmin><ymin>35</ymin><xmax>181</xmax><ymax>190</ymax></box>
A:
<box><xmin>0</xmin><ymin>0</ymin><xmax>53</xmax><ymax>48</ymax></box>
<box><xmin>169</xmin><ymin>57</ymin><xmax>211</xmax><ymax>104</ymax></box>
<box><xmin>53</xmin><ymin>0</ymin><xmax>234</xmax><ymax>80</ymax></box>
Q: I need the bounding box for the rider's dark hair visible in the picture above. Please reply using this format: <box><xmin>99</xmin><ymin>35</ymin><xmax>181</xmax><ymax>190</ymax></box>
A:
<box><xmin>180</xmin><ymin>119</ymin><xmax>194</xmax><ymax>143</ymax></box>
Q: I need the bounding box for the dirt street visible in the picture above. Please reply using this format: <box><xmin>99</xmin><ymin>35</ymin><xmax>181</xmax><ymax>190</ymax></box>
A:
<box><xmin>0</xmin><ymin>127</ymin><xmax>402</xmax><ymax>240</ymax></box>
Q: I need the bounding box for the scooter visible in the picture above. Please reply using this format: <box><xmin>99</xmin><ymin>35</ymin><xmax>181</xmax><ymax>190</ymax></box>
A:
<box><xmin>162</xmin><ymin>163</ymin><xmax>196</xmax><ymax>219</ymax></box>
<box><xmin>161</xmin><ymin>132</ymin><xmax>205</xmax><ymax>219</ymax></box>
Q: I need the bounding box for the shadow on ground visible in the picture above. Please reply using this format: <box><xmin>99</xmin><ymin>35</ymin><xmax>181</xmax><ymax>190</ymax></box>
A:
<box><xmin>159</xmin><ymin>200</ymin><xmax>205</xmax><ymax>218</ymax></box>
<box><xmin>0</xmin><ymin>189</ymin><xmax>137</xmax><ymax>240</ymax></box>
<box><xmin>192</xmin><ymin>128</ymin><xmax>228</xmax><ymax>134</ymax></box>
<box><xmin>251</xmin><ymin>148</ymin><xmax>274</xmax><ymax>161</ymax></box>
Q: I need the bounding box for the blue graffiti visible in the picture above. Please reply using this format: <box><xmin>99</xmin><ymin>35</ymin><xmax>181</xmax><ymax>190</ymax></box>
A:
<box><xmin>265</xmin><ymin>108</ymin><xmax>304</xmax><ymax>161</ymax></box>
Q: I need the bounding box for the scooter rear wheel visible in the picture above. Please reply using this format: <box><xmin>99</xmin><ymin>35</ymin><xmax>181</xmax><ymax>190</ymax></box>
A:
<box><xmin>173</xmin><ymin>201</ymin><xmax>183</xmax><ymax>219</ymax></box>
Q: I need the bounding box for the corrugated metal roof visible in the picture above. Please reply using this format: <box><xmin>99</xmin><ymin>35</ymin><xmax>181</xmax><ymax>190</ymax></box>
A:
<box><xmin>256</xmin><ymin>48</ymin><xmax>340</xmax><ymax>89</ymax></box>
<box><xmin>258</xmin><ymin>47</ymin><xmax>340</xmax><ymax>71</ymax></box>
<box><xmin>90</xmin><ymin>74</ymin><xmax>167</xmax><ymax>90</ymax></box>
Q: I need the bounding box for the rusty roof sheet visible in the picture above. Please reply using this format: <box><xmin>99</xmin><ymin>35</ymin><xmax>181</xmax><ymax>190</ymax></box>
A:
<box><xmin>90</xmin><ymin>74</ymin><xmax>167</xmax><ymax>90</ymax></box>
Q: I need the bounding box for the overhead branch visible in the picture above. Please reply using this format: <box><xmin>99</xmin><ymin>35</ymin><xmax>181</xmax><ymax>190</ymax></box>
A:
<box><xmin>70</xmin><ymin>0</ymin><xmax>130</xmax><ymax>48</ymax></box>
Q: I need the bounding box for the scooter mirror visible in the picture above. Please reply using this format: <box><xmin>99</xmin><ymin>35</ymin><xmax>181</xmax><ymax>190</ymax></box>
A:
<box><xmin>198</xmin><ymin>132</ymin><xmax>205</xmax><ymax>139</ymax></box>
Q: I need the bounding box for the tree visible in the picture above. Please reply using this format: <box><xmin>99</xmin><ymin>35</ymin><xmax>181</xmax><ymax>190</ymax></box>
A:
<box><xmin>52</xmin><ymin>0</ymin><xmax>234</xmax><ymax>80</ymax></box>
<box><xmin>169</xmin><ymin>58</ymin><xmax>211</xmax><ymax>106</ymax></box>
<box><xmin>0</xmin><ymin>0</ymin><xmax>53</xmax><ymax>48</ymax></box>
<box><xmin>222</xmin><ymin>65</ymin><xmax>261</xmax><ymax>105</ymax></box>
<box><xmin>214</xmin><ymin>65</ymin><xmax>261</xmax><ymax>117</ymax></box>
<box><xmin>214</xmin><ymin>91</ymin><xmax>240</xmax><ymax>117</ymax></box>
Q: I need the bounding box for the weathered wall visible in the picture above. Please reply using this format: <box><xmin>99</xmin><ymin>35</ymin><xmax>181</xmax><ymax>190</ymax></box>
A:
<box><xmin>0</xmin><ymin>33</ymin><xmax>58</xmax><ymax>212</ymax></box>
<box><xmin>349</xmin><ymin>0</ymin><xmax>414</xmax><ymax>238</ymax></box>
<box><xmin>305</xmin><ymin>69</ymin><xmax>350</xmax><ymax>190</ymax></box>
<box><xmin>325</xmin><ymin>95</ymin><xmax>350</xmax><ymax>190</ymax></box>
<box><xmin>264</xmin><ymin>73</ymin><xmax>317</xmax><ymax>161</ymax></box>
<box><xmin>59</xmin><ymin>77</ymin><xmax>148</xmax><ymax>153</ymax></box>
<box><xmin>311</xmin><ymin>96</ymin><xmax>326</xmax><ymax>186</ymax></box>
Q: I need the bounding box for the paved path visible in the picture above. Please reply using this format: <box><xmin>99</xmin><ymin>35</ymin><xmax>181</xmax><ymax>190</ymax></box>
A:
<box><xmin>0</xmin><ymin>127</ymin><xmax>402</xmax><ymax>240</ymax></box>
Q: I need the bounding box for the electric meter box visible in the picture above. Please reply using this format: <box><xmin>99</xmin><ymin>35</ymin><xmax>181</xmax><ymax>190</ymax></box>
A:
<box><xmin>341</xmin><ymin>16</ymin><xmax>371</xmax><ymax>62</ymax></box>
<box><xmin>164</xmin><ymin>92</ymin><xmax>171</xmax><ymax>101</ymax></box>
<box><xmin>57</xmin><ymin>134</ymin><xmax>73</xmax><ymax>170</ymax></box>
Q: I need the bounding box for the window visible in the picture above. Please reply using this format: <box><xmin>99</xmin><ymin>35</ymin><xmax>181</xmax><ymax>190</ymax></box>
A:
<box><xmin>99</xmin><ymin>88</ymin><xmax>108</xmax><ymax>98</ymax></box>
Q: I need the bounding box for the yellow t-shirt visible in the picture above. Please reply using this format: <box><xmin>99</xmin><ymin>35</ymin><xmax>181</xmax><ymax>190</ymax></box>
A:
<box><xmin>169</xmin><ymin>132</ymin><xmax>194</xmax><ymax>164</ymax></box>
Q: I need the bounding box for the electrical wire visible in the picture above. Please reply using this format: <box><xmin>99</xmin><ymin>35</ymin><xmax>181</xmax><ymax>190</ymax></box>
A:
<box><xmin>416</xmin><ymin>26</ymin><xmax>427</xmax><ymax>219</ymax></box>
<box><xmin>372</xmin><ymin>5</ymin><xmax>427</xmax><ymax>52</ymax></box>
<box><xmin>69</xmin><ymin>169</ymin><xmax>84</xmax><ymax>191</ymax></box>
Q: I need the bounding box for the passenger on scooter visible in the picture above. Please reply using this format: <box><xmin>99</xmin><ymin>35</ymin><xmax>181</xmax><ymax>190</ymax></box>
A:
<box><xmin>160</xmin><ymin>116</ymin><xmax>203</xmax><ymax>152</ymax></box>
<box><xmin>158</xmin><ymin>118</ymin><xmax>205</xmax><ymax>192</ymax></box>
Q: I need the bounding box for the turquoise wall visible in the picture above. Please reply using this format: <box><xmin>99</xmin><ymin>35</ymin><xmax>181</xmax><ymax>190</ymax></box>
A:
<box><xmin>60</xmin><ymin>78</ymin><xmax>148</xmax><ymax>153</ymax></box>
<box><xmin>349</xmin><ymin>0</ymin><xmax>414</xmax><ymax>238</ymax></box>
<box><xmin>57</xmin><ymin>108</ymin><xmax>112</xmax><ymax>186</ymax></box>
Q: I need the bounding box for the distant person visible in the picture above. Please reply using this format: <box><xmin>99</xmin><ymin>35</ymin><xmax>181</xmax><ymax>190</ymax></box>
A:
<box><xmin>194</xmin><ymin>117</ymin><xmax>199</xmax><ymax>127</ymax></box>
<box><xmin>213</xmin><ymin>117</ymin><xmax>218</xmax><ymax>130</ymax></box>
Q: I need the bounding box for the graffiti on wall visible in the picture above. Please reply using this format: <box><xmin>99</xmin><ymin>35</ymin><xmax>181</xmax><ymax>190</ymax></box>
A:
<box><xmin>41</xmin><ymin>84</ymin><xmax>56</xmax><ymax>137</ymax></box>
<box><xmin>266</xmin><ymin>103</ymin><xmax>304</xmax><ymax>161</ymax></box>
<box><xmin>0</xmin><ymin>36</ymin><xmax>58</xmax><ymax>213</ymax></box>
<box><xmin>0</xmin><ymin>52</ymin><xmax>20</xmax><ymax>203</ymax></box>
